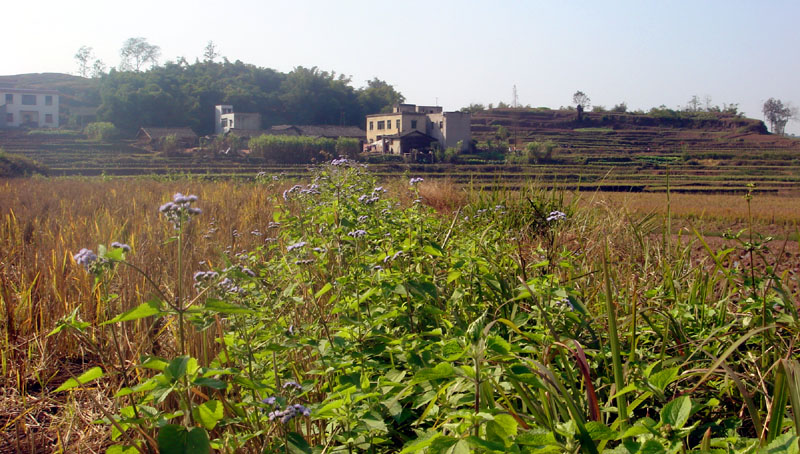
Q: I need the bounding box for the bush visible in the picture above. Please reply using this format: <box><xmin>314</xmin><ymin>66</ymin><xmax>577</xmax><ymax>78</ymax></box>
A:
<box><xmin>0</xmin><ymin>148</ymin><xmax>49</xmax><ymax>177</ymax></box>
<box><xmin>84</xmin><ymin>122</ymin><xmax>118</xmax><ymax>141</ymax></box>
<box><xmin>248</xmin><ymin>135</ymin><xmax>354</xmax><ymax>164</ymax></box>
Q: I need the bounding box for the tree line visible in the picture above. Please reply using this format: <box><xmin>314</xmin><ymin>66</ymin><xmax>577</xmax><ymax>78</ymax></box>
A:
<box><xmin>75</xmin><ymin>40</ymin><xmax>404</xmax><ymax>134</ymax></box>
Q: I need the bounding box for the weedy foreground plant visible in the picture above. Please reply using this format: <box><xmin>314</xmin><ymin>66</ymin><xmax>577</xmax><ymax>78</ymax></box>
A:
<box><xmin>29</xmin><ymin>161</ymin><xmax>800</xmax><ymax>453</ymax></box>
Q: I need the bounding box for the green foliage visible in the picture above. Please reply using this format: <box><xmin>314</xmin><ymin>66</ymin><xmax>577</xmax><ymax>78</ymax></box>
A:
<box><xmin>248</xmin><ymin>134</ymin><xmax>341</xmax><ymax>163</ymax></box>
<box><xmin>0</xmin><ymin>148</ymin><xmax>49</xmax><ymax>177</ymax></box>
<box><xmin>85</xmin><ymin>121</ymin><xmax>118</xmax><ymax>141</ymax></box>
<box><xmin>96</xmin><ymin>61</ymin><xmax>402</xmax><ymax>133</ymax></box>
<box><xmin>53</xmin><ymin>164</ymin><xmax>800</xmax><ymax>453</ymax></box>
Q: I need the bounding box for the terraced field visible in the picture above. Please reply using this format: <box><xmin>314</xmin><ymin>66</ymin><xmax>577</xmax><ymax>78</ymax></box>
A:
<box><xmin>2</xmin><ymin>123</ymin><xmax>800</xmax><ymax>195</ymax></box>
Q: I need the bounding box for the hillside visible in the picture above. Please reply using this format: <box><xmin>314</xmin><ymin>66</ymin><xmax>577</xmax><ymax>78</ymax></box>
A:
<box><xmin>471</xmin><ymin>108</ymin><xmax>800</xmax><ymax>156</ymax></box>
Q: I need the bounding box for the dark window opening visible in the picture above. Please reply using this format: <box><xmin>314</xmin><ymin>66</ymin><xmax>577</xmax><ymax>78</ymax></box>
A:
<box><xmin>45</xmin><ymin>95</ymin><xmax>53</xmax><ymax>106</ymax></box>
<box><xmin>4</xmin><ymin>94</ymin><xmax>12</xmax><ymax>104</ymax></box>
<box><xmin>22</xmin><ymin>94</ymin><xmax>36</xmax><ymax>105</ymax></box>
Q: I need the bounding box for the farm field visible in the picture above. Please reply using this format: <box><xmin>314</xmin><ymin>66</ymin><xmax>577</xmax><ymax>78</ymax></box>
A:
<box><xmin>1</xmin><ymin>164</ymin><xmax>799</xmax><ymax>453</ymax></box>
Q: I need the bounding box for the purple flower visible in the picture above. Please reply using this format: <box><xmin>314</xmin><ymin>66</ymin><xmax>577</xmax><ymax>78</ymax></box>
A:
<box><xmin>348</xmin><ymin>229</ymin><xmax>367</xmax><ymax>239</ymax></box>
<box><xmin>110</xmin><ymin>241</ymin><xmax>131</xmax><ymax>252</ymax></box>
<box><xmin>287</xmin><ymin>241</ymin><xmax>307</xmax><ymax>252</ymax></box>
<box><xmin>73</xmin><ymin>248</ymin><xmax>98</xmax><ymax>269</ymax></box>
<box><xmin>546</xmin><ymin>211</ymin><xmax>566</xmax><ymax>222</ymax></box>
<box><xmin>283</xmin><ymin>380</ymin><xmax>302</xmax><ymax>390</ymax></box>
<box><xmin>262</xmin><ymin>396</ymin><xmax>277</xmax><ymax>406</ymax></box>
<box><xmin>409</xmin><ymin>177</ymin><xmax>424</xmax><ymax>185</ymax></box>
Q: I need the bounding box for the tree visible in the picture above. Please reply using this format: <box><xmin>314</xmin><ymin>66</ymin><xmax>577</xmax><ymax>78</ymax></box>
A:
<box><xmin>119</xmin><ymin>37</ymin><xmax>161</xmax><ymax>72</ymax></box>
<box><xmin>572</xmin><ymin>91</ymin><xmax>590</xmax><ymax>110</ymax></box>
<box><xmin>91</xmin><ymin>59</ymin><xmax>107</xmax><ymax>78</ymax></box>
<box><xmin>75</xmin><ymin>46</ymin><xmax>93</xmax><ymax>77</ymax></box>
<box><xmin>203</xmin><ymin>41</ymin><xmax>219</xmax><ymax>62</ymax></box>
<box><xmin>573</xmin><ymin>91</ymin><xmax>590</xmax><ymax>121</ymax></box>
<box><xmin>762</xmin><ymin>98</ymin><xmax>796</xmax><ymax>135</ymax></box>
<box><xmin>357</xmin><ymin>78</ymin><xmax>404</xmax><ymax>115</ymax></box>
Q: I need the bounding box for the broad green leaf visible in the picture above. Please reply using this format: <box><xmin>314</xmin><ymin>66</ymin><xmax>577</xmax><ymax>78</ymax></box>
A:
<box><xmin>314</xmin><ymin>283</ymin><xmax>333</xmax><ymax>299</ymax></box>
<box><xmin>399</xmin><ymin>432</ymin><xmax>442</xmax><ymax>454</ymax></box>
<box><xmin>584</xmin><ymin>421</ymin><xmax>618</xmax><ymax>441</ymax></box>
<box><xmin>54</xmin><ymin>366</ymin><xmax>104</xmax><ymax>392</ymax></box>
<box><xmin>759</xmin><ymin>433</ymin><xmax>799</xmax><ymax>454</ymax></box>
<box><xmin>164</xmin><ymin>356</ymin><xmax>195</xmax><ymax>382</ymax></box>
<box><xmin>157</xmin><ymin>425</ymin><xmax>210</xmax><ymax>454</ymax></box>
<box><xmin>106</xmin><ymin>444</ymin><xmax>139</xmax><ymax>454</ymax></box>
<box><xmin>487</xmin><ymin>335</ymin><xmax>511</xmax><ymax>355</ymax></box>
<box><xmin>101</xmin><ymin>299</ymin><xmax>162</xmax><ymax>325</ymax></box>
<box><xmin>286</xmin><ymin>432</ymin><xmax>312</xmax><ymax>454</ymax></box>
<box><xmin>140</xmin><ymin>356</ymin><xmax>168</xmax><ymax>371</ymax></box>
<box><xmin>192</xmin><ymin>400</ymin><xmax>224</xmax><ymax>430</ymax></box>
<box><xmin>647</xmin><ymin>367</ymin><xmax>679</xmax><ymax>393</ymax></box>
<box><xmin>660</xmin><ymin>395</ymin><xmax>691</xmax><ymax>429</ymax></box>
<box><xmin>423</xmin><ymin>244</ymin><xmax>444</xmax><ymax>257</ymax></box>
<box><xmin>411</xmin><ymin>363</ymin><xmax>455</xmax><ymax>384</ymax></box>
<box><xmin>314</xmin><ymin>398</ymin><xmax>345</xmax><ymax>417</ymax></box>
<box><xmin>193</xmin><ymin>377</ymin><xmax>226</xmax><ymax>389</ymax></box>
<box><xmin>638</xmin><ymin>439</ymin><xmax>666</xmax><ymax>454</ymax></box>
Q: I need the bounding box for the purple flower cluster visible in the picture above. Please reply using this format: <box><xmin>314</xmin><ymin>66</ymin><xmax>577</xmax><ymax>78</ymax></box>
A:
<box><xmin>73</xmin><ymin>248</ymin><xmax>98</xmax><ymax>270</ymax></box>
<box><xmin>287</xmin><ymin>241</ymin><xmax>307</xmax><ymax>252</ymax></box>
<box><xmin>269</xmin><ymin>404</ymin><xmax>311</xmax><ymax>423</ymax></box>
<box><xmin>193</xmin><ymin>270</ymin><xmax>220</xmax><ymax>282</ymax></box>
<box><xmin>110</xmin><ymin>242</ymin><xmax>131</xmax><ymax>252</ymax></box>
<box><xmin>331</xmin><ymin>158</ymin><xmax>350</xmax><ymax>166</ymax></box>
<box><xmin>283</xmin><ymin>183</ymin><xmax>321</xmax><ymax>201</ymax></box>
<box><xmin>348</xmin><ymin>229</ymin><xmax>367</xmax><ymax>239</ymax></box>
<box><xmin>409</xmin><ymin>177</ymin><xmax>424</xmax><ymax>185</ymax></box>
<box><xmin>159</xmin><ymin>193</ymin><xmax>201</xmax><ymax>227</ymax></box>
<box><xmin>546</xmin><ymin>211</ymin><xmax>567</xmax><ymax>222</ymax></box>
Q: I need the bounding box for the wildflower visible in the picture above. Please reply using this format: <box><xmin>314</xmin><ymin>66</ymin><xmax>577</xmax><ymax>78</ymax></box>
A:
<box><xmin>287</xmin><ymin>241</ymin><xmax>307</xmax><ymax>252</ymax></box>
<box><xmin>294</xmin><ymin>259</ymin><xmax>315</xmax><ymax>265</ymax></box>
<box><xmin>331</xmin><ymin>158</ymin><xmax>349</xmax><ymax>166</ymax></box>
<box><xmin>283</xmin><ymin>380</ymin><xmax>302</xmax><ymax>390</ymax></box>
<box><xmin>262</xmin><ymin>396</ymin><xmax>277</xmax><ymax>406</ymax></box>
<box><xmin>348</xmin><ymin>229</ymin><xmax>367</xmax><ymax>239</ymax></box>
<box><xmin>73</xmin><ymin>248</ymin><xmax>98</xmax><ymax>270</ymax></box>
<box><xmin>357</xmin><ymin>215</ymin><xmax>369</xmax><ymax>223</ymax></box>
<box><xmin>159</xmin><ymin>193</ymin><xmax>201</xmax><ymax>227</ymax></box>
<box><xmin>312</xmin><ymin>247</ymin><xmax>326</xmax><ymax>253</ymax></box>
<box><xmin>110</xmin><ymin>241</ymin><xmax>131</xmax><ymax>252</ymax></box>
<box><xmin>373</xmin><ymin>265</ymin><xmax>383</xmax><ymax>271</ymax></box>
<box><xmin>409</xmin><ymin>177</ymin><xmax>424</xmax><ymax>185</ymax></box>
<box><xmin>241</xmin><ymin>267</ymin><xmax>256</xmax><ymax>277</ymax></box>
<box><xmin>546</xmin><ymin>211</ymin><xmax>567</xmax><ymax>222</ymax></box>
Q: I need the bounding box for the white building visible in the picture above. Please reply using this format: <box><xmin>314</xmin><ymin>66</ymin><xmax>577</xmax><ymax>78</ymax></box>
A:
<box><xmin>214</xmin><ymin>105</ymin><xmax>261</xmax><ymax>135</ymax></box>
<box><xmin>0</xmin><ymin>88</ymin><xmax>59</xmax><ymax>128</ymax></box>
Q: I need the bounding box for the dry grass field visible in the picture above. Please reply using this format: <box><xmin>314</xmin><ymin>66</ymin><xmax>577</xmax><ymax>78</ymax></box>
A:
<box><xmin>0</xmin><ymin>174</ymin><xmax>798</xmax><ymax>453</ymax></box>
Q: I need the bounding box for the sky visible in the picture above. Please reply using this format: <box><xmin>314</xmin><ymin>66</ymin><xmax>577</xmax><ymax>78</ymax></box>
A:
<box><xmin>3</xmin><ymin>0</ymin><xmax>799</xmax><ymax>133</ymax></box>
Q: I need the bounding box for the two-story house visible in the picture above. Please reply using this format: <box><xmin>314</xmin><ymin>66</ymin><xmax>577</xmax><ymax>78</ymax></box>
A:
<box><xmin>0</xmin><ymin>88</ymin><xmax>59</xmax><ymax>128</ymax></box>
<box><xmin>365</xmin><ymin>104</ymin><xmax>470</xmax><ymax>154</ymax></box>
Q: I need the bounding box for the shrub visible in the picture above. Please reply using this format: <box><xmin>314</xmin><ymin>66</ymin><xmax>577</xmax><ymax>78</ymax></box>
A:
<box><xmin>84</xmin><ymin>122</ymin><xmax>118</xmax><ymax>141</ymax></box>
<box><xmin>249</xmin><ymin>135</ymin><xmax>348</xmax><ymax>164</ymax></box>
<box><xmin>0</xmin><ymin>148</ymin><xmax>49</xmax><ymax>177</ymax></box>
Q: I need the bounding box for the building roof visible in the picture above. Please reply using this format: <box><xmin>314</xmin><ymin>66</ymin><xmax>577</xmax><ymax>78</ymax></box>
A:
<box><xmin>366</xmin><ymin>111</ymin><xmax>426</xmax><ymax>118</ymax></box>
<box><xmin>268</xmin><ymin>124</ymin><xmax>366</xmax><ymax>139</ymax></box>
<box><xmin>137</xmin><ymin>127</ymin><xmax>198</xmax><ymax>140</ymax></box>
<box><xmin>0</xmin><ymin>87</ymin><xmax>59</xmax><ymax>95</ymax></box>
<box><xmin>384</xmin><ymin>130</ymin><xmax>437</xmax><ymax>140</ymax></box>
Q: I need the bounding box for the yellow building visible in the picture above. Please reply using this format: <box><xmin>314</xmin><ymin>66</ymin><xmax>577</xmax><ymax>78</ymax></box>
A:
<box><xmin>365</xmin><ymin>104</ymin><xmax>470</xmax><ymax>154</ymax></box>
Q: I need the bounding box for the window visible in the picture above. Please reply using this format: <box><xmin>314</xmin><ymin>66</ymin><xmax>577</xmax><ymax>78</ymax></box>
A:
<box><xmin>22</xmin><ymin>94</ymin><xmax>36</xmax><ymax>105</ymax></box>
<box><xmin>439</xmin><ymin>121</ymin><xmax>443</xmax><ymax>128</ymax></box>
<box><xmin>5</xmin><ymin>113</ymin><xmax>12</xmax><ymax>123</ymax></box>
<box><xmin>396</xmin><ymin>119</ymin><xmax>400</xmax><ymax>129</ymax></box>
<box><xmin>221</xmin><ymin>118</ymin><xmax>228</xmax><ymax>128</ymax></box>
<box><xmin>45</xmin><ymin>114</ymin><xmax>53</xmax><ymax>123</ymax></box>
<box><xmin>411</xmin><ymin>120</ymin><xmax>417</xmax><ymax>129</ymax></box>
<box><xmin>377</xmin><ymin>120</ymin><xmax>384</xmax><ymax>130</ymax></box>
<box><xmin>369</xmin><ymin>121</ymin><xmax>373</xmax><ymax>131</ymax></box>
<box><xmin>45</xmin><ymin>95</ymin><xmax>53</xmax><ymax>106</ymax></box>
<box><xmin>4</xmin><ymin>94</ymin><xmax>12</xmax><ymax>104</ymax></box>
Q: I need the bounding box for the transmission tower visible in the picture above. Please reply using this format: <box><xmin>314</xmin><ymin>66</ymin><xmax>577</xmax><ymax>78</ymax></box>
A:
<box><xmin>512</xmin><ymin>85</ymin><xmax>519</xmax><ymax>109</ymax></box>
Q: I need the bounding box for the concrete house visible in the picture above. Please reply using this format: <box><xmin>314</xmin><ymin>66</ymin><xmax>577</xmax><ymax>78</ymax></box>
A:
<box><xmin>214</xmin><ymin>105</ymin><xmax>261</xmax><ymax>135</ymax></box>
<box><xmin>0</xmin><ymin>88</ymin><xmax>59</xmax><ymax>128</ymax></box>
<box><xmin>365</xmin><ymin>104</ymin><xmax>470</xmax><ymax>154</ymax></box>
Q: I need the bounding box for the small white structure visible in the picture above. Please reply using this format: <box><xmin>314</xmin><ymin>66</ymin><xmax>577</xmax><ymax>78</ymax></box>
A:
<box><xmin>214</xmin><ymin>105</ymin><xmax>261</xmax><ymax>135</ymax></box>
<box><xmin>0</xmin><ymin>88</ymin><xmax>59</xmax><ymax>128</ymax></box>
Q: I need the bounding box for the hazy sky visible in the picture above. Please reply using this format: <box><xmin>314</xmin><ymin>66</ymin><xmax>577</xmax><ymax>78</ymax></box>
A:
<box><xmin>4</xmin><ymin>0</ymin><xmax>799</xmax><ymax>133</ymax></box>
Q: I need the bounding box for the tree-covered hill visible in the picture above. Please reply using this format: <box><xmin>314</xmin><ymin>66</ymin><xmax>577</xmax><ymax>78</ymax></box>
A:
<box><xmin>2</xmin><ymin>61</ymin><xmax>405</xmax><ymax>135</ymax></box>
